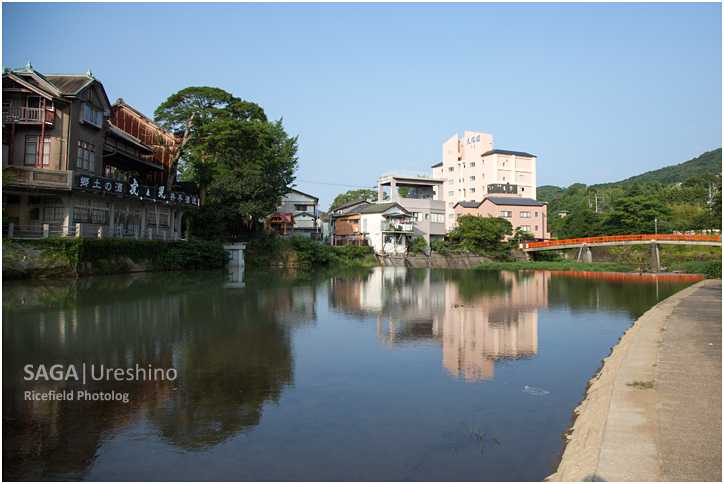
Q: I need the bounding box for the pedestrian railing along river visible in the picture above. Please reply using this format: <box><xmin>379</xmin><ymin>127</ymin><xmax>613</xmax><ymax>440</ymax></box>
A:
<box><xmin>519</xmin><ymin>234</ymin><xmax>722</xmax><ymax>250</ymax></box>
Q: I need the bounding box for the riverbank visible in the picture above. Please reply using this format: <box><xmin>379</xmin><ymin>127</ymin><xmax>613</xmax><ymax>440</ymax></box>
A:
<box><xmin>2</xmin><ymin>238</ymin><xmax>229</xmax><ymax>278</ymax></box>
<box><xmin>545</xmin><ymin>279</ymin><xmax>722</xmax><ymax>481</ymax></box>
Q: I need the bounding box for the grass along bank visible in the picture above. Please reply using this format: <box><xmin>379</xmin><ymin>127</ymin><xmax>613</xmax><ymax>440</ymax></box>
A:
<box><xmin>2</xmin><ymin>238</ymin><xmax>230</xmax><ymax>278</ymax></box>
<box><xmin>472</xmin><ymin>261</ymin><xmax>637</xmax><ymax>273</ymax></box>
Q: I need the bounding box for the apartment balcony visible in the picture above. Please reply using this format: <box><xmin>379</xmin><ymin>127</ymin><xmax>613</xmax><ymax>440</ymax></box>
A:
<box><xmin>381</xmin><ymin>222</ymin><xmax>414</xmax><ymax>233</ymax></box>
<box><xmin>2</xmin><ymin>106</ymin><xmax>55</xmax><ymax>126</ymax></box>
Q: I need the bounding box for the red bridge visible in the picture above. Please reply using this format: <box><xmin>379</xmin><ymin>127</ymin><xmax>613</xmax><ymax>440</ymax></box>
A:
<box><xmin>518</xmin><ymin>234</ymin><xmax>722</xmax><ymax>272</ymax></box>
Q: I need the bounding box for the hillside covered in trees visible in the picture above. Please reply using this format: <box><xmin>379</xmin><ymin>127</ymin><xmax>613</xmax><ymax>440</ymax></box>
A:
<box><xmin>538</xmin><ymin>148</ymin><xmax>722</xmax><ymax>238</ymax></box>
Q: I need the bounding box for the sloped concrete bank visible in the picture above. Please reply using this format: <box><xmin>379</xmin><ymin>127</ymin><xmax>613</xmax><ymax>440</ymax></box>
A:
<box><xmin>544</xmin><ymin>280</ymin><xmax>714</xmax><ymax>481</ymax></box>
<box><xmin>376</xmin><ymin>252</ymin><xmax>493</xmax><ymax>268</ymax></box>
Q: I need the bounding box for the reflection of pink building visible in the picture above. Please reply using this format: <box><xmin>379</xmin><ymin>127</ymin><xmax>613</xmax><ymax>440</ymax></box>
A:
<box><xmin>330</xmin><ymin>268</ymin><xmax>551</xmax><ymax>382</ymax></box>
<box><xmin>434</xmin><ymin>271</ymin><xmax>550</xmax><ymax>381</ymax></box>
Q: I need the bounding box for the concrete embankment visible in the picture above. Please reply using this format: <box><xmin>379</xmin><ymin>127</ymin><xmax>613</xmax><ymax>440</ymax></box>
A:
<box><xmin>545</xmin><ymin>279</ymin><xmax>722</xmax><ymax>482</ymax></box>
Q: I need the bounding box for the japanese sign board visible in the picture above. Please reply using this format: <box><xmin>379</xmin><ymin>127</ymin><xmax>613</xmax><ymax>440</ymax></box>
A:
<box><xmin>75</xmin><ymin>175</ymin><xmax>198</xmax><ymax>206</ymax></box>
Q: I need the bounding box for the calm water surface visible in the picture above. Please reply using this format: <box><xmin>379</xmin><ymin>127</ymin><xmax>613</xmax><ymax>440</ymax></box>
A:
<box><xmin>2</xmin><ymin>268</ymin><xmax>702</xmax><ymax>481</ymax></box>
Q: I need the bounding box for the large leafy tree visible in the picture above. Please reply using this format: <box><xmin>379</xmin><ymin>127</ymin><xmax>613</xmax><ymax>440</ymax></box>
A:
<box><xmin>557</xmin><ymin>208</ymin><xmax>603</xmax><ymax>239</ymax></box>
<box><xmin>154</xmin><ymin>87</ymin><xmax>298</xmax><ymax>238</ymax></box>
<box><xmin>154</xmin><ymin>87</ymin><xmax>269</xmax><ymax>203</ymax></box>
<box><xmin>600</xmin><ymin>195</ymin><xmax>672</xmax><ymax>235</ymax></box>
<box><xmin>329</xmin><ymin>189</ymin><xmax>382</xmax><ymax>210</ymax></box>
<box><xmin>448</xmin><ymin>214</ymin><xmax>513</xmax><ymax>257</ymax></box>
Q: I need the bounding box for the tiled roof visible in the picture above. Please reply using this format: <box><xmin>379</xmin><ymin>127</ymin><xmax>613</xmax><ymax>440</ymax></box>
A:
<box><xmin>431</xmin><ymin>162</ymin><xmax>443</xmax><ymax>168</ymax></box>
<box><xmin>484</xmin><ymin>196</ymin><xmax>546</xmax><ymax>207</ymax></box>
<box><xmin>480</xmin><ymin>149</ymin><xmax>535</xmax><ymax>158</ymax></box>
<box><xmin>454</xmin><ymin>201</ymin><xmax>482</xmax><ymax>208</ymax></box>
<box><xmin>107</xmin><ymin>123</ymin><xmax>154</xmax><ymax>153</ymax></box>
<box><xmin>268</xmin><ymin>211</ymin><xmax>294</xmax><ymax>223</ymax></box>
<box><xmin>359</xmin><ymin>202</ymin><xmax>409</xmax><ymax>214</ymax></box>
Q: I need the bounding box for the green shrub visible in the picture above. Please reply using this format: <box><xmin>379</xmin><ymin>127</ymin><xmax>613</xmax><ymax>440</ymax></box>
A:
<box><xmin>668</xmin><ymin>259</ymin><xmax>722</xmax><ymax>278</ymax></box>
<box><xmin>408</xmin><ymin>236</ymin><xmax>427</xmax><ymax>253</ymax></box>
<box><xmin>431</xmin><ymin>239</ymin><xmax>450</xmax><ymax>254</ymax></box>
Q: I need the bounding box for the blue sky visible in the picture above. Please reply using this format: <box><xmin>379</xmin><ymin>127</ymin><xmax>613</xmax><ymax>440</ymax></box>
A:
<box><xmin>3</xmin><ymin>2</ymin><xmax>721</xmax><ymax>210</ymax></box>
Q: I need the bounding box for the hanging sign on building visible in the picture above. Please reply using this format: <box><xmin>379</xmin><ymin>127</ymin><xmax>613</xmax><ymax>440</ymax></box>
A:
<box><xmin>76</xmin><ymin>175</ymin><xmax>126</xmax><ymax>196</ymax></box>
<box><xmin>75</xmin><ymin>174</ymin><xmax>197</xmax><ymax>206</ymax></box>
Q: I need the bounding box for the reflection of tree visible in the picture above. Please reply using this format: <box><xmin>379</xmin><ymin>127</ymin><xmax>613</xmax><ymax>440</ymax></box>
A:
<box><xmin>148</xmin><ymin>284</ymin><xmax>295</xmax><ymax>451</ymax></box>
<box><xmin>3</xmin><ymin>271</ymin><xmax>296</xmax><ymax>478</ymax></box>
<box><xmin>546</xmin><ymin>272</ymin><xmax>701</xmax><ymax>318</ymax></box>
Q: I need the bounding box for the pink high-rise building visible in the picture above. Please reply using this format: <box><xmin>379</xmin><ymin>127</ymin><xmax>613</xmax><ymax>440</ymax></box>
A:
<box><xmin>432</xmin><ymin>131</ymin><xmax>538</xmax><ymax>231</ymax></box>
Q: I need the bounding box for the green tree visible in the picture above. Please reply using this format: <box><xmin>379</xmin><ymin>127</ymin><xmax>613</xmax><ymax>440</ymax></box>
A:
<box><xmin>558</xmin><ymin>209</ymin><xmax>603</xmax><ymax>239</ymax></box>
<box><xmin>155</xmin><ymin>87</ymin><xmax>298</xmax><ymax>238</ymax></box>
<box><xmin>448</xmin><ymin>215</ymin><xmax>513</xmax><ymax>257</ymax></box>
<box><xmin>600</xmin><ymin>196</ymin><xmax>672</xmax><ymax>235</ymax></box>
<box><xmin>329</xmin><ymin>189</ymin><xmax>383</xmax><ymax>210</ymax></box>
<box><xmin>154</xmin><ymin>86</ymin><xmax>268</xmax><ymax>203</ymax></box>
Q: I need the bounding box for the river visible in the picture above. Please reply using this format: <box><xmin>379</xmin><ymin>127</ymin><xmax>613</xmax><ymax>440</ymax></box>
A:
<box><xmin>2</xmin><ymin>267</ymin><xmax>702</xmax><ymax>481</ymax></box>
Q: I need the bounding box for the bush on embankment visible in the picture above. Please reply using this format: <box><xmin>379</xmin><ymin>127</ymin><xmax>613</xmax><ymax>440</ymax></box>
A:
<box><xmin>245</xmin><ymin>236</ymin><xmax>377</xmax><ymax>268</ymax></box>
<box><xmin>7</xmin><ymin>238</ymin><xmax>229</xmax><ymax>276</ymax></box>
<box><xmin>668</xmin><ymin>259</ymin><xmax>722</xmax><ymax>278</ymax></box>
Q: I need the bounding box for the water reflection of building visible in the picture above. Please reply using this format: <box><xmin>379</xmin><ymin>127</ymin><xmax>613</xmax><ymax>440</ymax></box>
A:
<box><xmin>331</xmin><ymin>268</ymin><xmax>550</xmax><ymax>381</ymax></box>
<box><xmin>2</xmin><ymin>272</ymin><xmax>295</xmax><ymax>479</ymax></box>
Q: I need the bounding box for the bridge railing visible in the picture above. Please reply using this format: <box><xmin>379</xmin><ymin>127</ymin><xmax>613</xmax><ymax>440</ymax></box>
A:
<box><xmin>520</xmin><ymin>234</ymin><xmax>722</xmax><ymax>249</ymax></box>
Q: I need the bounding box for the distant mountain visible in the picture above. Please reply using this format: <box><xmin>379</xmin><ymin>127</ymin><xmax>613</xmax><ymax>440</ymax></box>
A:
<box><xmin>590</xmin><ymin>148</ymin><xmax>722</xmax><ymax>189</ymax></box>
<box><xmin>537</xmin><ymin>148</ymin><xmax>722</xmax><ymax>201</ymax></box>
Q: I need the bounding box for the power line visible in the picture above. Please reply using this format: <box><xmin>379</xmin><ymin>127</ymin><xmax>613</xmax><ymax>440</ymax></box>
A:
<box><xmin>294</xmin><ymin>179</ymin><xmax>375</xmax><ymax>189</ymax></box>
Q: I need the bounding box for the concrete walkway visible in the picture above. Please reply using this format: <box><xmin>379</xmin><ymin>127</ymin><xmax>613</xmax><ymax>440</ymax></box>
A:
<box><xmin>546</xmin><ymin>279</ymin><xmax>722</xmax><ymax>482</ymax></box>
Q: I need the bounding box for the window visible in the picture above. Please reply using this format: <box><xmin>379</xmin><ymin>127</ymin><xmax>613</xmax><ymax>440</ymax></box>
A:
<box><xmin>519</xmin><ymin>174</ymin><xmax>525</xmax><ymax>180</ymax></box>
<box><xmin>501</xmin><ymin>211</ymin><xmax>512</xmax><ymax>218</ymax></box>
<box><xmin>83</xmin><ymin>104</ymin><xmax>103</xmax><ymax>127</ymax></box>
<box><xmin>520</xmin><ymin>211</ymin><xmax>531</xmax><ymax>218</ymax></box>
<box><xmin>520</xmin><ymin>225</ymin><xmax>531</xmax><ymax>232</ymax></box>
<box><xmin>535</xmin><ymin>226</ymin><xmax>539</xmax><ymax>231</ymax></box>
<box><xmin>448</xmin><ymin>167</ymin><xmax>454</xmax><ymax>172</ymax></box>
<box><xmin>294</xmin><ymin>204</ymin><xmax>307</xmax><ymax>211</ymax></box>
<box><xmin>24</xmin><ymin>136</ymin><xmax>37</xmax><ymax>165</ymax></box>
<box><xmin>470</xmin><ymin>176</ymin><xmax>475</xmax><ymax>181</ymax></box>
<box><xmin>448</xmin><ymin>179</ymin><xmax>454</xmax><ymax>185</ymax></box>
<box><xmin>448</xmin><ymin>191</ymin><xmax>454</xmax><ymax>197</ymax></box>
<box><xmin>448</xmin><ymin>202</ymin><xmax>454</xmax><ymax>208</ymax></box>
<box><xmin>470</xmin><ymin>162</ymin><xmax>475</xmax><ymax>167</ymax></box>
<box><xmin>457</xmin><ymin>213</ymin><xmax>462</xmax><ymax>219</ymax></box>
<box><xmin>347</xmin><ymin>219</ymin><xmax>358</xmax><ymax>224</ymax></box>
<box><xmin>77</xmin><ymin>141</ymin><xmax>95</xmax><ymax>172</ymax></box>
<box><xmin>73</xmin><ymin>199</ymin><xmax>109</xmax><ymax>224</ymax></box>
<box><xmin>431</xmin><ymin>213</ymin><xmax>444</xmax><ymax>223</ymax></box>
<box><xmin>502</xmin><ymin>176</ymin><xmax>506</xmax><ymax>181</ymax></box>
<box><xmin>448</xmin><ymin>213</ymin><xmax>454</xmax><ymax>219</ymax></box>
<box><xmin>535</xmin><ymin>212</ymin><xmax>538</xmax><ymax>217</ymax></box>
<box><xmin>43</xmin><ymin>206</ymin><xmax>65</xmax><ymax>223</ymax></box>
<box><xmin>470</xmin><ymin>188</ymin><xmax>476</xmax><ymax>193</ymax></box>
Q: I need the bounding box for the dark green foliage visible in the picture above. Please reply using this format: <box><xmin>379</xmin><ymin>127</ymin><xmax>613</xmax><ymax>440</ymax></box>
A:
<box><xmin>557</xmin><ymin>209</ymin><xmax>603</xmax><ymax>239</ymax></box>
<box><xmin>409</xmin><ymin>236</ymin><xmax>427</xmax><ymax>253</ymax></box>
<box><xmin>590</xmin><ymin>148</ymin><xmax>722</xmax><ymax>188</ymax></box>
<box><xmin>18</xmin><ymin>238</ymin><xmax>229</xmax><ymax>273</ymax></box>
<box><xmin>246</xmin><ymin>236</ymin><xmax>374</xmax><ymax>267</ymax></box>
<box><xmin>537</xmin><ymin>185</ymin><xmax>566</xmax><ymax>202</ymax></box>
<box><xmin>155</xmin><ymin>87</ymin><xmax>298</xmax><ymax>239</ymax></box>
<box><xmin>599</xmin><ymin>196</ymin><xmax>673</xmax><ymax>235</ymax></box>
<box><xmin>668</xmin><ymin>259</ymin><xmax>722</xmax><ymax>278</ymax></box>
<box><xmin>531</xmin><ymin>250</ymin><xmax>563</xmax><ymax>262</ymax></box>
<box><xmin>430</xmin><ymin>239</ymin><xmax>450</xmax><ymax>254</ymax></box>
<box><xmin>329</xmin><ymin>189</ymin><xmax>381</xmax><ymax>211</ymax></box>
<box><xmin>448</xmin><ymin>215</ymin><xmax>513</xmax><ymax>259</ymax></box>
